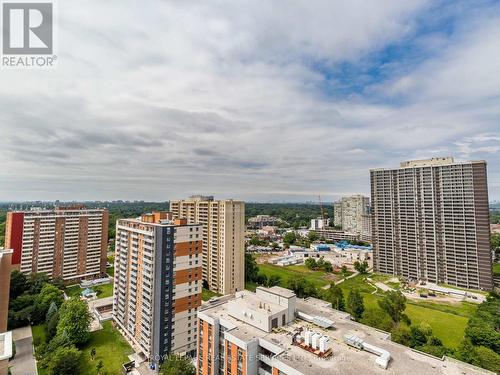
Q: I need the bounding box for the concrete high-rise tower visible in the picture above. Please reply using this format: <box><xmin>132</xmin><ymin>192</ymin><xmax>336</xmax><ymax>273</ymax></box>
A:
<box><xmin>371</xmin><ymin>157</ymin><xmax>492</xmax><ymax>290</ymax></box>
<box><xmin>170</xmin><ymin>196</ymin><xmax>245</xmax><ymax>295</ymax></box>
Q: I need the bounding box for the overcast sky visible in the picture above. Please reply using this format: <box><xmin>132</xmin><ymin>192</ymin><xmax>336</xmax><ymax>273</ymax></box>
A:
<box><xmin>1</xmin><ymin>0</ymin><xmax>500</xmax><ymax>202</ymax></box>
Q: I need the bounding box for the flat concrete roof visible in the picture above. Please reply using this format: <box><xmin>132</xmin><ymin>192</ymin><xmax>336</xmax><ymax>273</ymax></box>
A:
<box><xmin>200</xmin><ymin>294</ymin><xmax>492</xmax><ymax>375</ymax></box>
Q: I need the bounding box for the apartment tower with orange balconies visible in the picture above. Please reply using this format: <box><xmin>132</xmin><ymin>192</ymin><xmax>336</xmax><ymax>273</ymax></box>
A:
<box><xmin>113</xmin><ymin>212</ymin><xmax>202</xmax><ymax>370</ymax></box>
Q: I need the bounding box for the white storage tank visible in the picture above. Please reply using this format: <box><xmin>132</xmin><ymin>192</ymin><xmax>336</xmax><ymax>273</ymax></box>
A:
<box><xmin>312</xmin><ymin>333</ymin><xmax>321</xmax><ymax>349</ymax></box>
<box><xmin>304</xmin><ymin>330</ymin><xmax>313</xmax><ymax>347</ymax></box>
<box><xmin>319</xmin><ymin>336</ymin><xmax>329</xmax><ymax>353</ymax></box>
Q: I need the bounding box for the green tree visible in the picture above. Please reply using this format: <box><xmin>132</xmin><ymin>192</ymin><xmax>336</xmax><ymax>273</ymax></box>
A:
<box><xmin>324</xmin><ymin>283</ymin><xmax>345</xmax><ymax>311</ymax></box>
<box><xmin>307</xmin><ymin>231</ymin><xmax>319</xmax><ymax>242</ymax></box>
<box><xmin>391</xmin><ymin>325</ymin><xmax>411</xmax><ymax>346</ymax></box>
<box><xmin>283</xmin><ymin>232</ymin><xmax>297</xmax><ymax>245</ymax></box>
<box><xmin>47</xmin><ymin>346</ymin><xmax>81</xmax><ymax>375</ymax></box>
<box><xmin>9</xmin><ymin>270</ymin><xmax>27</xmax><ymax>300</ymax></box>
<box><xmin>378</xmin><ymin>291</ymin><xmax>410</xmax><ymax>324</ymax></box>
<box><xmin>323</xmin><ymin>261</ymin><xmax>333</xmax><ymax>273</ymax></box>
<box><xmin>474</xmin><ymin>346</ymin><xmax>500</xmax><ymax>374</ymax></box>
<box><xmin>27</xmin><ymin>273</ymin><xmax>50</xmax><ymax>294</ymax></box>
<box><xmin>266</xmin><ymin>275</ymin><xmax>281</xmax><ymax>287</ymax></box>
<box><xmin>56</xmin><ymin>298</ymin><xmax>92</xmax><ymax>347</ymax></box>
<box><xmin>409</xmin><ymin>324</ymin><xmax>431</xmax><ymax>348</ymax></box>
<box><xmin>341</xmin><ymin>265</ymin><xmax>348</xmax><ymax>275</ymax></box>
<box><xmin>46</xmin><ymin>311</ymin><xmax>59</xmax><ymax>341</ymax></box>
<box><xmin>160</xmin><ymin>354</ymin><xmax>196</xmax><ymax>375</ymax></box>
<box><xmin>244</xmin><ymin>253</ymin><xmax>259</xmax><ymax>282</ymax></box>
<box><xmin>304</xmin><ymin>258</ymin><xmax>317</xmax><ymax>270</ymax></box>
<box><xmin>361</xmin><ymin>308</ymin><xmax>394</xmax><ymax>332</ymax></box>
<box><xmin>256</xmin><ymin>273</ymin><xmax>268</xmax><ymax>286</ymax></box>
<box><xmin>286</xmin><ymin>277</ymin><xmax>318</xmax><ymax>298</ymax></box>
<box><xmin>353</xmin><ymin>261</ymin><xmax>369</xmax><ymax>274</ymax></box>
<box><xmin>347</xmin><ymin>289</ymin><xmax>364</xmax><ymax>321</ymax></box>
<box><xmin>33</xmin><ymin>284</ymin><xmax>64</xmax><ymax>323</ymax></box>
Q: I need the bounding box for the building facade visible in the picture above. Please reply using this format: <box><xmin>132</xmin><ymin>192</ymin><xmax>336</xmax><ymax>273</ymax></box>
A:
<box><xmin>361</xmin><ymin>214</ymin><xmax>372</xmax><ymax>242</ymax></box>
<box><xmin>196</xmin><ymin>286</ymin><xmax>488</xmax><ymax>375</ymax></box>
<box><xmin>371</xmin><ymin>157</ymin><xmax>492</xmax><ymax>290</ymax></box>
<box><xmin>170</xmin><ymin>196</ymin><xmax>245</xmax><ymax>295</ymax></box>
<box><xmin>113</xmin><ymin>213</ymin><xmax>202</xmax><ymax>367</ymax></box>
<box><xmin>333</xmin><ymin>195</ymin><xmax>370</xmax><ymax>234</ymax></box>
<box><xmin>248</xmin><ymin>215</ymin><xmax>279</xmax><ymax>229</ymax></box>
<box><xmin>0</xmin><ymin>249</ymin><xmax>13</xmax><ymax>375</ymax></box>
<box><xmin>5</xmin><ymin>206</ymin><xmax>108</xmax><ymax>281</ymax></box>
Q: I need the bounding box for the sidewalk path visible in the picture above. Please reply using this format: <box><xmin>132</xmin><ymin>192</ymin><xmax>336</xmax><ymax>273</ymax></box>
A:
<box><xmin>9</xmin><ymin>326</ymin><xmax>37</xmax><ymax>375</ymax></box>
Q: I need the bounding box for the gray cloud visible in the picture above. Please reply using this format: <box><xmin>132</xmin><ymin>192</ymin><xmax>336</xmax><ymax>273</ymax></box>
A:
<box><xmin>0</xmin><ymin>0</ymin><xmax>499</xmax><ymax>201</ymax></box>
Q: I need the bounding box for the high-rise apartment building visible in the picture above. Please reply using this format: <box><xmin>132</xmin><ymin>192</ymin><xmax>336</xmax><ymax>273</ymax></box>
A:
<box><xmin>196</xmin><ymin>286</ymin><xmax>487</xmax><ymax>375</ymax></box>
<box><xmin>333</xmin><ymin>195</ymin><xmax>370</xmax><ymax>234</ymax></box>
<box><xmin>371</xmin><ymin>157</ymin><xmax>492</xmax><ymax>290</ymax></box>
<box><xmin>170</xmin><ymin>196</ymin><xmax>244</xmax><ymax>295</ymax></box>
<box><xmin>5</xmin><ymin>206</ymin><xmax>109</xmax><ymax>281</ymax></box>
<box><xmin>113</xmin><ymin>213</ymin><xmax>202</xmax><ymax>368</ymax></box>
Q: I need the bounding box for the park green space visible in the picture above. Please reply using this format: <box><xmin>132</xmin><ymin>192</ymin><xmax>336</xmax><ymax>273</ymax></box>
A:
<box><xmin>249</xmin><ymin>264</ymin><xmax>476</xmax><ymax>349</ymax></box>
<box><xmin>65</xmin><ymin>282</ymin><xmax>114</xmax><ymax>299</ymax></box>
<box><xmin>257</xmin><ymin>263</ymin><xmax>331</xmax><ymax>288</ymax></box>
<box><xmin>32</xmin><ymin>321</ymin><xmax>133</xmax><ymax>375</ymax></box>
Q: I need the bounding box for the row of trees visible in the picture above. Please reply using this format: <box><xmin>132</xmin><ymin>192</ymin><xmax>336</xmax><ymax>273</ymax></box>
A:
<box><xmin>36</xmin><ymin>298</ymin><xmax>93</xmax><ymax>375</ymax></box>
<box><xmin>455</xmin><ymin>293</ymin><xmax>500</xmax><ymax>373</ymax></box>
<box><xmin>8</xmin><ymin>271</ymin><xmax>94</xmax><ymax>375</ymax></box>
<box><xmin>304</xmin><ymin>257</ymin><xmax>333</xmax><ymax>272</ymax></box>
<box><xmin>8</xmin><ymin>271</ymin><xmax>65</xmax><ymax>329</ymax></box>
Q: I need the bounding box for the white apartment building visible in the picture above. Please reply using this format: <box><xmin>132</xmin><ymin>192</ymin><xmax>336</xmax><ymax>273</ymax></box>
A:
<box><xmin>333</xmin><ymin>195</ymin><xmax>370</xmax><ymax>234</ymax></box>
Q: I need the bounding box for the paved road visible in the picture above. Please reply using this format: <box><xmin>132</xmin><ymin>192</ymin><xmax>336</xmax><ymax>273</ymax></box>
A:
<box><xmin>10</xmin><ymin>327</ymin><xmax>37</xmax><ymax>375</ymax></box>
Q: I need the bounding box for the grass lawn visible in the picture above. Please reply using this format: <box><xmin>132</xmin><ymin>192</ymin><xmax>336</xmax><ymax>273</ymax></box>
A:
<box><xmin>258</xmin><ymin>263</ymin><xmax>330</xmax><ymax>289</ymax></box>
<box><xmin>65</xmin><ymin>285</ymin><xmax>82</xmax><ymax>298</ymax></box>
<box><xmin>95</xmin><ymin>283</ymin><xmax>114</xmax><ymax>299</ymax></box>
<box><xmin>32</xmin><ymin>321</ymin><xmax>133</xmax><ymax>375</ymax></box>
<box><xmin>65</xmin><ymin>283</ymin><xmax>114</xmax><ymax>299</ymax></box>
<box><xmin>79</xmin><ymin>321</ymin><xmax>133</xmax><ymax>375</ymax></box>
<box><xmin>493</xmin><ymin>262</ymin><xmax>500</xmax><ymax>277</ymax></box>
<box><xmin>202</xmin><ymin>288</ymin><xmax>221</xmax><ymax>301</ymax></box>
<box><xmin>338</xmin><ymin>274</ymin><xmax>475</xmax><ymax>348</ymax></box>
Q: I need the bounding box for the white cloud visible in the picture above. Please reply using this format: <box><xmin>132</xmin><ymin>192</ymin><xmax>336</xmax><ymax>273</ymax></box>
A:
<box><xmin>0</xmin><ymin>0</ymin><xmax>499</xmax><ymax>201</ymax></box>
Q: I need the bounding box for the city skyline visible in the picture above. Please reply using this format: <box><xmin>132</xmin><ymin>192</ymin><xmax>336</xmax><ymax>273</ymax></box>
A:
<box><xmin>1</xmin><ymin>1</ymin><xmax>500</xmax><ymax>202</ymax></box>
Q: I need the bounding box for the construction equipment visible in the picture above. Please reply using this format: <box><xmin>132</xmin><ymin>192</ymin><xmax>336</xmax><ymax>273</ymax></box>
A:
<box><xmin>318</xmin><ymin>195</ymin><xmax>326</xmax><ymax>221</ymax></box>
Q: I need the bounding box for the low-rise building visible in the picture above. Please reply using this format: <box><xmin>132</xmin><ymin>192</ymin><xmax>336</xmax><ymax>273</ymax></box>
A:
<box><xmin>248</xmin><ymin>215</ymin><xmax>280</xmax><ymax>229</ymax></box>
<box><xmin>197</xmin><ymin>286</ymin><xmax>491</xmax><ymax>375</ymax></box>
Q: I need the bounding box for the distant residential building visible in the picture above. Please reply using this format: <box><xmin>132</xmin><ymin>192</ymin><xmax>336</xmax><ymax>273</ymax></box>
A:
<box><xmin>5</xmin><ymin>206</ymin><xmax>109</xmax><ymax>281</ymax></box>
<box><xmin>371</xmin><ymin>157</ymin><xmax>493</xmax><ymax>290</ymax></box>
<box><xmin>196</xmin><ymin>286</ymin><xmax>487</xmax><ymax>375</ymax></box>
<box><xmin>361</xmin><ymin>214</ymin><xmax>372</xmax><ymax>242</ymax></box>
<box><xmin>113</xmin><ymin>213</ymin><xmax>203</xmax><ymax>367</ymax></box>
<box><xmin>313</xmin><ymin>228</ymin><xmax>360</xmax><ymax>243</ymax></box>
<box><xmin>0</xmin><ymin>248</ymin><xmax>13</xmax><ymax>375</ymax></box>
<box><xmin>310</xmin><ymin>217</ymin><xmax>330</xmax><ymax>230</ymax></box>
<box><xmin>248</xmin><ymin>214</ymin><xmax>279</xmax><ymax>228</ymax></box>
<box><xmin>491</xmin><ymin>224</ymin><xmax>500</xmax><ymax>234</ymax></box>
<box><xmin>333</xmin><ymin>195</ymin><xmax>370</xmax><ymax>234</ymax></box>
<box><xmin>170</xmin><ymin>196</ymin><xmax>245</xmax><ymax>295</ymax></box>
<box><xmin>333</xmin><ymin>201</ymin><xmax>342</xmax><ymax>227</ymax></box>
